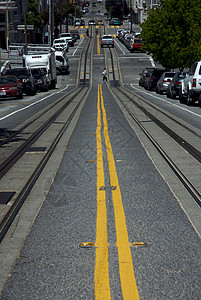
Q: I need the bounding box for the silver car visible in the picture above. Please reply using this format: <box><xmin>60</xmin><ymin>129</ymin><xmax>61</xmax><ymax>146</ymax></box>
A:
<box><xmin>156</xmin><ymin>71</ymin><xmax>176</xmax><ymax>94</ymax></box>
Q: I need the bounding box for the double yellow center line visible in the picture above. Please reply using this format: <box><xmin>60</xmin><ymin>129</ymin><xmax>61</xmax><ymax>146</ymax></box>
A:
<box><xmin>95</xmin><ymin>84</ymin><xmax>140</xmax><ymax>299</ymax></box>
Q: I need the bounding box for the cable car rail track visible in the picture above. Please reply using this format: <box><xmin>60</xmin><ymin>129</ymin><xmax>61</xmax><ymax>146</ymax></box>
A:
<box><xmin>106</xmin><ymin>47</ymin><xmax>201</xmax><ymax>209</ymax></box>
<box><xmin>0</xmin><ymin>36</ymin><xmax>93</xmax><ymax>243</ymax></box>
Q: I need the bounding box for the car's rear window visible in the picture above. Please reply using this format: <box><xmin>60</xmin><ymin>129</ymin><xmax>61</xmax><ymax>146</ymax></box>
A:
<box><xmin>102</xmin><ymin>36</ymin><xmax>112</xmax><ymax>39</ymax></box>
<box><xmin>134</xmin><ymin>39</ymin><xmax>141</xmax><ymax>43</ymax></box>
<box><xmin>0</xmin><ymin>76</ymin><xmax>17</xmax><ymax>83</ymax></box>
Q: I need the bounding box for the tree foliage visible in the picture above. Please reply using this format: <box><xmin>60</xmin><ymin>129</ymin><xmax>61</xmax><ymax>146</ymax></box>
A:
<box><xmin>27</xmin><ymin>0</ymin><xmax>42</xmax><ymax>29</ymax></box>
<box><xmin>141</xmin><ymin>0</ymin><xmax>201</xmax><ymax>69</ymax></box>
<box><xmin>105</xmin><ymin>0</ymin><xmax>128</xmax><ymax>19</ymax></box>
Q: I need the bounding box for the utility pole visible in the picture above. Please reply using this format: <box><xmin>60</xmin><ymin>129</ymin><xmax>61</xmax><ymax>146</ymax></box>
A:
<box><xmin>49</xmin><ymin>0</ymin><xmax>54</xmax><ymax>45</ymax></box>
<box><xmin>6</xmin><ymin>0</ymin><xmax>9</xmax><ymax>51</ymax></box>
<box><xmin>24</xmin><ymin>0</ymin><xmax>27</xmax><ymax>54</ymax></box>
<box><xmin>130</xmin><ymin>0</ymin><xmax>132</xmax><ymax>32</ymax></box>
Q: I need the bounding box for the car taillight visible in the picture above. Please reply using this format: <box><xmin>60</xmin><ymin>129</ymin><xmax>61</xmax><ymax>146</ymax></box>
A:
<box><xmin>193</xmin><ymin>78</ymin><xmax>196</xmax><ymax>87</ymax></box>
<box><xmin>175</xmin><ymin>81</ymin><xmax>181</xmax><ymax>85</ymax></box>
<box><xmin>150</xmin><ymin>76</ymin><xmax>153</xmax><ymax>81</ymax></box>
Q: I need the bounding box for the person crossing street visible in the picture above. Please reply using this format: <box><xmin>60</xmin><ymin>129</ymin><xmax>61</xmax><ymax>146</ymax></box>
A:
<box><xmin>102</xmin><ymin>67</ymin><xmax>107</xmax><ymax>83</ymax></box>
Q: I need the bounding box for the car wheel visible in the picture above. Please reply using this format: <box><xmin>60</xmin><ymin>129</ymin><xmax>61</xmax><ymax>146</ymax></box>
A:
<box><xmin>16</xmin><ymin>90</ymin><xmax>23</xmax><ymax>99</ymax></box>
<box><xmin>166</xmin><ymin>90</ymin><xmax>170</xmax><ymax>98</ymax></box>
<box><xmin>179</xmin><ymin>89</ymin><xmax>186</xmax><ymax>104</ymax></box>
<box><xmin>30</xmin><ymin>85</ymin><xmax>36</xmax><ymax>95</ymax></box>
<box><xmin>171</xmin><ymin>91</ymin><xmax>176</xmax><ymax>99</ymax></box>
<box><xmin>186</xmin><ymin>90</ymin><xmax>193</xmax><ymax>106</ymax></box>
<box><xmin>198</xmin><ymin>94</ymin><xmax>201</xmax><ymax>108</ymax></box>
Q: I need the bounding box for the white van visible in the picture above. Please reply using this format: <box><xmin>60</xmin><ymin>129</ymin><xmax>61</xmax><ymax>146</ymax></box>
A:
<box><xmin>53</xmin><ymin>38</ymin><xmax>68</xmax><ymax>51</ymax></box>
<box><xmin>59</xmin><ymin>33</ymin><xmax>74</xmax><ymax>47</ymax></box>
<box><xmin>55</xmin><ymin>50</ymin><xmax>69</xmax><ymax>75</ymax></box>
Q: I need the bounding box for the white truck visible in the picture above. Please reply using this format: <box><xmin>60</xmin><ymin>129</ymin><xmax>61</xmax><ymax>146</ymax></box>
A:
<box><xmin>55</xmin><ymin>49</ymin><xmax>69</xmax><ymax>75</ymax></box>
<box><xmin>179</xmin><ymin>60</ymin><xmax>201</xmax><ymax>107</ymax></box>
<box><xmin>23</xmin><ymin>50</ymin><xmax>57</xmax><ymax>89</ymax></box>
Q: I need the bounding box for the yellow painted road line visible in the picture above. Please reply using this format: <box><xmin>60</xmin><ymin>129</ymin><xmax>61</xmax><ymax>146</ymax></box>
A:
<box><xmin>95</xmin><ymin>85</ymin><xmax>111</xmax><ymax>300</ymax></box>
<box><xmin>100</xmin><ymin>85</ymin><xmax>140</xmax><ymax>299</ymax></box>
<box><xmin>97</xmin><ymin>36</ymin><xmax>100</xmax><ymax>55</ymax></box>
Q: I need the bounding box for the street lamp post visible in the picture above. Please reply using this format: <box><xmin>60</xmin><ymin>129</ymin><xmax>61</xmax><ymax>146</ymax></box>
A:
<box><xmin>130</xmin><ymin>0</ymin><xmax>133</xmax><ymax>32</ymax></box>
<box><xmin>6</xmin><ymin>0</ymin><xmax>9</xmax><ymax>51</ymax></box>
<box><xmin>24</xmin><ymin>0</ymin><xmax>27</xmax><ymax>54</ymax></box>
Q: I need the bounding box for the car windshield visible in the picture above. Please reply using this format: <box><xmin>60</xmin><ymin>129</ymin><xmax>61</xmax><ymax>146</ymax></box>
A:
<box><xmin>0</xmin><ymin>76</ymin><xmax>17</xmax><ymax>84</ymax></box>
<box><xmin>31</xmin><ymin>69</ymin><xmax>41</xmax><ymax>78</ymax></box>
<box><xmin>54</xmin><ymin>39</ymin><xmax>66</xmax><ymax>44</ymax></box>
<box><xmin>134</xmin><ymin>39</ymin><xmax>141</xmax><ymax>43</ymax></box>
<box><xmin>178</xmin><ymin>73</ymin><xmax>186</xmax><ymax>79</ymax></box>
<box><xmin>56</xmin><ymin>56</ymin><xmax>64</xmax><ymax>63</ymax></box>
<box><xmin>6</xmin><ymin>69</ymin><xmax>28</xmax><ymax>76</ymax></box>
<box><xmin>60</xmin><ymin>34</ymin><xmax>71</xmax><ymax>38</ymax></box>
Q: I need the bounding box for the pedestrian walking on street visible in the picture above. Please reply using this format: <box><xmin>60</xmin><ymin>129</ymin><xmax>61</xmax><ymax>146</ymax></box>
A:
<box><xmin>102</xmin><ymin>67</ymin><xmax>107</xmax><ymax>83</ymax></box>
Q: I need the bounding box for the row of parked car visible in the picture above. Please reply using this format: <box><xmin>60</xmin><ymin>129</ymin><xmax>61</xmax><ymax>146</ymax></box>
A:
<box><xmin>139</xmin><ymin>64</ymin><xmax>201</xmax><ymax>107</ymax></box>
<box><xmin>117</xmin><ymin>29</ymin><xmax>143</xmax><ymax>52</ymax></box>
<box><xmin>0</xmin><ymin>67</ymin><xmax>49</xmax><ymax>100</ymax></box>
<box><xmin>0</xmin><ymin>29</ymin><xmax>83</xmax><ymax>100</ymax></box>
<box><xmin>53</xmin><ymin>30</ymin><xmax>80</xmax><ymax>51</ymax></box>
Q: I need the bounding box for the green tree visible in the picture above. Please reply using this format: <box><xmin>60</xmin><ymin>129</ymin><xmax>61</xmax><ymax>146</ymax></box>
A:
<box><xmin>105</xmin><ymin>0</ymin><xmax>128</xmax><ymax>19</ymax></box>
<box><xmin>27</xmin><ymin>0</ymin><xmax>42</xmax><ymax>29</ymax></box>
<box><xmin>141</xmin><ymin>0</ymin><xmax>201</xmax><ymax>69</ymax></box>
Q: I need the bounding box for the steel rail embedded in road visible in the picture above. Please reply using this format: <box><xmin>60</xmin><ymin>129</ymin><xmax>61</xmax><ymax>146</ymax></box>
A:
<box><xmin>0</xmin><ymin>35</ymin><xmax>94</xmax><ymax>243</ymax></box>
<box><xmin>106</xmin><ymin>47</ymin><xmax>201</xmax><ymax>209</ymax></box>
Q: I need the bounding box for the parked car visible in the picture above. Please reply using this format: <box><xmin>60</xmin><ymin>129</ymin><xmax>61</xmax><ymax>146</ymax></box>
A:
<box><xmin>118</xmin><ymin>30</ymin><xmax>130</xmax><ymax>43</ymax></box>
<box><xmin>97</xmin><ymin>19</ymin><xmax>104</xmax><ymax>25</ymax></box>
<box><xmin>100</xmin><ymin>35</ymin><xmax>114</xmax><ymax>48</ymax></box>
<box><xmin>59</xmin><ymin>33</ymin><xmax>74</xmax><ymax>47</ymax></box>
<box><xmin>0</xmin><ymin>75</ymin><xmax>23</xmax><ymax>99</ymax></box>
<box><xmin>4</xmin><ymin>67</ymin><xmax>36</xmax><ymax>96</ymax></box>
<box><xmin>166</xmin><ymin>72</ymin><xmax>187</xmax><ymax>99</ymax></box>
<box><xmin>129</xmin><ymin>38</ymin><xmax>143</xmax><ymax>52</ymax></box>
<box><xmin>88</xmin><ymin>20</ymin><xmax>97</xmax><ymax>25</ymax></box>
<box><xmin>31</xmin><ymin>68</ymin><xmax>48</xmax><ymax>92</ymax></box>
<box><xmin>156</xmin><ymin>71</ymin><xmax>176</xmax><ymax>94</ymax></box>
<box><xmin>80</xmin><ymin>19</ymin><xmax>86</xmax><ymax>26</ymax></box>
<box><xmin>70</xmin><ymin>29</ymin><xmax>80</xmax><ymax>40</ymax></box>
<box><xmin>116</xmin><ymin>29</ymin><xmax>124</xmax><ymax>39</ymax></box>
<box><xmin>74</xmin><ymin>19</ymin><xmax>81</xmax><ymax>26</ymax></box>
<box><xmin>123</xmin><ymin>34</ymin><xmax>133</xmax><ymax>49</ymax></box>
<box><xmin>139</xmin><ymin>68</ymin><xmax>155</xmax><ymax>87</ymax></box>
<box><xmin>179</xmin><ymin>60</ymin><xmax>201</xmax><ymax>106</ymax></box>
<box><xmin>144</xmin><ymin>68</ymin><xmax>165</xmax><ymax>90</ymax></box>
<box><xmin>53</xmin><ymin>38</ymin><xmax>68</xmax><ymax>51</ymax></box>
<box><xmin>109</xmin><ymin>18</ymin><xmax>122</xmax><ymax>26</ymax></box>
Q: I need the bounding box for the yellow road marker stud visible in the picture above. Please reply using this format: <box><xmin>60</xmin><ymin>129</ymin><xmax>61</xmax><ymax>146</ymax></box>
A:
<box><xmin>80</xmin><ymin>242</ymin><xmax>94</xmax><ymax>248</ymax></box>
<box><xmin>132</xmin><ymin>242</ymin><xmax>146</xmax><ymax>247</ymax></box>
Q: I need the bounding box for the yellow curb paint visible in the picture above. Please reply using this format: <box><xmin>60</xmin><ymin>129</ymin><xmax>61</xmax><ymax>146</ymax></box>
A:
<box><xmin>94</xmin><ymin>84</ymin><xmax>111</xmax><ymax>300</ymax></box>
<box><xmin>97</xmin><ymin>35</ymin><xmax>101</xmax><ymax>55</ymax></box>
<box><xmin>100</xmin><ymin>85</ymin><xmax>140</xmax><ymax>300</ymax></box>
